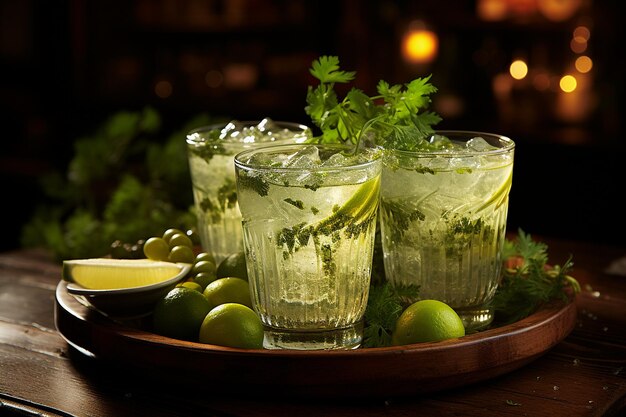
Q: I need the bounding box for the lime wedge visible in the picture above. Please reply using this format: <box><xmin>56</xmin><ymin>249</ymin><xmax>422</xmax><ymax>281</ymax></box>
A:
<box><xmin>474</xmin><ymin>169</ymin><xmax>513</xmax><ymax>214</ymax></box>
<box><xmin>315</xmin><ymin>175</ymin><xmax>381</xmax><ymax>234</ymax></box>
<box><xmin>62</xmin><ymin>258</ymin><xmax>190</xmax><ymax>290</ymax></box>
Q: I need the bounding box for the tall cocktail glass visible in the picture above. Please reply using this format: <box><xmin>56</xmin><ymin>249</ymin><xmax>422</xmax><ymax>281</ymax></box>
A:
<box><xmin>186</xmin><ymin>119</ymin><xmax>310</xmax><ymax>263</ymax></box>
<box><xmin>379</xmin><ymin>131</ymin><xmax>515</xmax><ymax>332</ymax></box>
<box><xmin>234</xmin><ymin>144</ymin><xmax>382</xmax><ymax>350</ymax></box>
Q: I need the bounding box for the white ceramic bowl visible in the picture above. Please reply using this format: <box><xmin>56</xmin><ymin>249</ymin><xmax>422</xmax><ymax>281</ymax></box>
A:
<box><xmin>66</xmin><ymin>263</ymin><xmax>191</xmax><ymax>319</ymax></box>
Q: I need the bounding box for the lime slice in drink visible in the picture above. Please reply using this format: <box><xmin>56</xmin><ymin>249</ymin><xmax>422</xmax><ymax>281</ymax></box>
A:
<box><xmin>474</xmin><ymin>169</ymin><xmax>513</xmax><ymax>214</ymax></box>
<box><xmin>315</xmin><ymin>175</ymin><xmax>381</xmax><ymax>234</ymax></box>
<box><xmin>62</xmin><ymin>258</ymin><xmax>190</xmax><ymax>290</ymax></box>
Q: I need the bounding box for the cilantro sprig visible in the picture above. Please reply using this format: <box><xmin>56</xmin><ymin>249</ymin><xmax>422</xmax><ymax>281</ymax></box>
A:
<box><xmin>363</xmin><ymin>282</ymin><xmax>420</xmax><ymax>348</ymax></box>
<box><xmin>491</xmin><ymin>229</ymin><xmax>580</xmax><ymax>325</ymax></box>
<box><xmin>305</xmin><ymin>55</ymin><xmax>442</xmax><ymax>151</ymax></box>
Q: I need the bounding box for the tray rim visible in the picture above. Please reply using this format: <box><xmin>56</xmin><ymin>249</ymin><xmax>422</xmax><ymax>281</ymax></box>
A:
<box><xmin>55</xmin><ymin>280</ymin><xmax>578</xmax><ymax>397</ymax></box>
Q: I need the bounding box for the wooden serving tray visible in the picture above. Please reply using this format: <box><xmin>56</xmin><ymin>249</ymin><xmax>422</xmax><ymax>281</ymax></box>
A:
<box><xmin>55</xmin><ymin>281</ymin><xmax>577</xmax><ymax>398</ymax></box>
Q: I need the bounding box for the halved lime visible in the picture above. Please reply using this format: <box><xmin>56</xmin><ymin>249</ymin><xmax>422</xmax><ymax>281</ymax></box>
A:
<box><xmin>62</xmin><ymin>258</ymin><xmax>190</xmax><ymax>290</ymax></box>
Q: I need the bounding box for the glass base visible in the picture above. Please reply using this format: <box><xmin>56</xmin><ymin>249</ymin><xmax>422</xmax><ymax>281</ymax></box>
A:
<box><xmin>455</xmin><ymin>306</ymin><xmax>494</xmax><ymax>333</ymax></box>
<box><xmin>263</xmin><ymin>322</ymin><xmax>363</xmax><ymax>350</ymax></box>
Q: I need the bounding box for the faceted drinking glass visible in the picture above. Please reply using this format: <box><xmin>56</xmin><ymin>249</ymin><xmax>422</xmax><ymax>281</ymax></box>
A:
<box><xmin>379</xmin><ymin>131</ymin><xmax>515</xmax><ymax>332</ymax></box>
<box><xmin>186</xmin><ymin>119</ymin><xmax>311</xmax><ymax>264</ymax></box>
<box><xmin>234</xmin><ymin>144</ymin><xmax>382</xmax><ymax>350</ymax></box>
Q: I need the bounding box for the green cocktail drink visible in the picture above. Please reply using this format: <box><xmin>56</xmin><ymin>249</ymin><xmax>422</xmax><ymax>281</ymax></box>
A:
<box><xmin>186</xmin><ymin>119</ymin><xmax>310</xmax><ymax>263</ymax></box>
<box><xmin>379</xmin><ymin>131</ymin><xmax>515</xmax><ymax>332</ymax></box>
<box><xmin>234</xmin><ymin>144</ymin><xmax>382</xmax><ymax>350</ymax></box>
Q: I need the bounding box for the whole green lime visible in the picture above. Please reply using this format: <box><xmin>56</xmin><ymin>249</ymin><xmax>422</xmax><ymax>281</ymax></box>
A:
<box><xmin>391</xmin><ymin>299</ymin><xmax>465</xmax><ymax>345</ymax></box>
<box><xmin>203</xmin><ymin>277</ymin><xmax>252</xmax><ymax>310</ymax></box>
<box><xmin>198</xmin><ymin>303</ymin><xmax>264</xmax><ymax>349</ymax></box>
<box><xmin>152</xmin><ymin>287</ymin><xmax>211</xmax><ymax>341</ymax></box>
<box><xmin>216</xmin><ymin>251</ymin><xmax>248</xmax><ymax>281</ymax></box>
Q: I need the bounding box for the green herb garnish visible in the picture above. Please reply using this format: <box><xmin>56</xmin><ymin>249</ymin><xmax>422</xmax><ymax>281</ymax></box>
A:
<box><xmin>491</xmin><ymin>229</ymin><xmax>580</xmax><ymax>325</ymax></box>
<box><xmin>363</xmin><ymin>282</ymin><xmax>420</xmax><ymax>348</ymax></box>
<box><xmin>305</xmin><ymin>55</ymin><xmax>442</xmax><ymax>151</ymax></box>
<box><xmin>237</xmin><ymin>172</ymin><xmax>270</xmax><ymax>197</ymax></box>
<box><xmin>284</xmin><ymin>198</ymin><xmax>305</xmax><ymax>210</ymax></box>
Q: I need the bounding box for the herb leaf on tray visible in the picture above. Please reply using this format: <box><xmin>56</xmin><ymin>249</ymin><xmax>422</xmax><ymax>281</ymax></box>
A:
<box><xmin>491</xmin><ymin>229</ymin><xmax>580</xmax><ymax>325</ymax></box>
<box><xmin>363</xmin><ymin>229</ymin><xmax>581</xmax><ymax>348</ymax></box>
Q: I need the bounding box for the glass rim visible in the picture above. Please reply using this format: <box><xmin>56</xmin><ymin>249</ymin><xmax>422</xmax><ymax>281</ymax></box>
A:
<box><xmin>386</xmin><ymin>130</ymin><xmax>515</xmax><ymax>157</ymax></box>
<box><xmin>234</xmin><ymin>143</ymin><xmax>382</xmax><ymax>174</ymax></box>
<box><xmin>186</xmin><ymin>120</ymin><xmax>312</xmax><ymax>144</ymax></box>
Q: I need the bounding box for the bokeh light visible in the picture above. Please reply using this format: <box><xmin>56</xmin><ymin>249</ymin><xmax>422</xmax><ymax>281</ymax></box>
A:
<box><xmin>509</xmin><ymin>59</ymin><xmax>528</xmax><ymax>80</ymax></box>
<box><xmin>559</xmin><ymin>75</ymin><xmax>577</xmax><ymax>92</ymax></box>
<box><xmin>573</xmin><ymin>25</ymin><xmax>591</xmax><ymax>41</ymax></box>
<box><xmin>205</xmin><ymin>70</ymin><xmax>224</xmax><ymax>88</ymax></box>
<box><xmin>402</xmin><ymin>25</ymin><xmax>439</xmax><ymax>64</ymax></box>
<box><xmin>570</xmin><ymin>37</ymin><xmax>587</xmax><ymax>53</ymax></box>
<box><xmin>575</xmin><ymin>56</ymin><xmax>593</xmax><ymax>73</ymax></box>
<box><xmin>477</xmin><ymin>0</ymin><xmax>508</xmax><ymax>21</ymax></box>
<box><xmin>155</xmin><ymin>79</ymin><xmax>173</xmax><ymax>98</ymax></box>
<box><xmin>537</xmin><ymin>0</ymin><xmax>582</xmax><ymax>22</ymax></box>
<box><xmin>532</xmin><ymin>72</ymin><xmax>551</xmax><ymax>91</ymax></box>
<box><xmin>493</xmin><ymin>72</ymin><xmax>513</xmax><ymax>98</ymax></box>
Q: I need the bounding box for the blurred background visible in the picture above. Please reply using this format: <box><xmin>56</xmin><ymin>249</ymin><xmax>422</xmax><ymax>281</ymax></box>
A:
<box><xmin>1</xmin><ymin>0</ymin><xmax>624</xmax><ymax>254</ymax></box>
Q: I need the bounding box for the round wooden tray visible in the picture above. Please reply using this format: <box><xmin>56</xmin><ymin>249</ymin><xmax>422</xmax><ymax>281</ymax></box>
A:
<box><xmin>55</xmin><ymin>281</ymin><xmax>577</xmax><ymax>398</ymax></box>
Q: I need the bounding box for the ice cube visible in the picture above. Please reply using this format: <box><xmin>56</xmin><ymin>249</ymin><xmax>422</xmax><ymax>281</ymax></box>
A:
<box><xmin>321</xmin><ymin>152</ymin><xmax>348</xmax><ymax>167</ymax></box>
<box><xmin>220</xmin><ymin>119</ymin><xmax>269</xmax><ymax>143</ymax></box>
<box><xmin>255</xmin><ymin>118</ymin><xmax>275</xmax><ymax>133</ymax></box>
<box><xmin>282</xmin><ymin>146</ymin><xmax>321</xmax><ymax>168</ymax></box>
<box><xmin>219</xmin><ymin>120</ymin><xmax>242</xmax><ymax>140</ymax></box>
<box><xmin>466</xmin><ymin>137</ymin><xmax>498</xmax><ymax>152</ymax></box>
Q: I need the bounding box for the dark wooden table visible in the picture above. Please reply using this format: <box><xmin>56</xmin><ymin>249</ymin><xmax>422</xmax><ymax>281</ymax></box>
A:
<box><xmin>1</xmin><ymin>236</ymin><xmax>625</xmax><ymax>417</ymax></box>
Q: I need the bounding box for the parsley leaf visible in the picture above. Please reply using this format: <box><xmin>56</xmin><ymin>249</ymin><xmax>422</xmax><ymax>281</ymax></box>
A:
<box><xmin>305</xmin><ymin>55</ymin><xmax>442</xmax><ymax>151</ymax></box>
<box><xmin>492</xmin><ymin>229</ymin><xmax>580</xmax><ymax>325</ymax></box>
<box><xmin>363</xmin><ymin>282</ymin><xmax>420</xmax><ymax>348</ymax></box>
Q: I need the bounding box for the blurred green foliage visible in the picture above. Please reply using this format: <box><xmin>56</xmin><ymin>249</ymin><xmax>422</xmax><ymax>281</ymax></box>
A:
<box><xmin>21</xmin><ymin>107</ymin><xmax>222</xmax><ymax>261</ymax></box>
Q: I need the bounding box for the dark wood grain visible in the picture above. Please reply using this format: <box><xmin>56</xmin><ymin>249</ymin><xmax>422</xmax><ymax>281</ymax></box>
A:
<box><xmin>1</xmin><ymin>239</ymin><xmax>625</xmax><ymax>416</ymax></box>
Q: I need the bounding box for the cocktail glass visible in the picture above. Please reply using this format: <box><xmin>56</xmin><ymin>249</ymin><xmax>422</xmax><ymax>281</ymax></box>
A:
<box><xmin>234</xmin><ymin>144</ymin><xmax>382</xmax><ymax>350</ymax></box>
<box><xmin>379</xmin><ymin>131</ymin><xmax>515</xmax><ymax>332</ymax></box>
<box><xmin>186</xmin><ymin>119</ymin><xmax>311</xmax><ymax>264</ymax></box>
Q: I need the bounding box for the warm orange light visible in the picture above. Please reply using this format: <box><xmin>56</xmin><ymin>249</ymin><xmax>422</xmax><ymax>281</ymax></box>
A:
<box><xmin>509</xmin><ymin>59</ymin><xmax>528</xmax><ymax>80</ymax></box>
<box><xmin>493</xmin><ymin>73</ymin><xmax>513</xmax><ymax>98</ymax></box>
<box><xmin>402</xmin><ymin>28</ymin><xmax>439</xmax><ymax>64</ymax></box>
<box><xmin>575</xmin><ymin>56</ymin><xmax>593</xmax><ymax>73</ymax></box>
<box><xmin>477</xmin><ymin>0</ymin><xmax>508</xmax><ymax>21</ymax></box>
<box><xmin>573</xmin><ymin>25</ymin><xmax>591</xmax><ymax>41</ymax></box>
<box><xmin>570</xmin><ymin>37</ymin><xmax>587</xmax><ymax>53</ymax></box>
<box><xmin>537</xmin><ymin>0</ymin><xmax>581</xmax><ymax>22</ymax></box>
<box><xmin>205</xmin><ymin>70</ymin><xmax>224</xmax><ymax>88</ymax></box>
<box><xmin>533</xmin><ymin>72</ymin><xmax>551</xmax><ymax>91</ymax></box>
<box><xmin>559</xmin><ymin>75</ymin><xmax>577</xmax><ymax>92</ymax></box>
<box><xmin>155</xmin><ymin>80</ymin><xmax>173</xmax><ymax>98</ymax></box>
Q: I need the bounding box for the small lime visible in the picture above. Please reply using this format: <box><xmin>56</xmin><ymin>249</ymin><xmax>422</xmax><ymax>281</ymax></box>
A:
<box><xmin>152</xmin><ymin>287</ymin><xmax>212</xmax><ymax>341</ymax></box>
<box><xmin>162</xmin><ymin>228</ymin><xmax>185</xmax><ymax>243</ymax></box>
<box><xmin>198</xmin><ymin>303</ymin><xmax>264</xmax><ymax>349</ymax></box>
<box><xmin>192</xmin><ymin>260</ymin><xmax>216</xmax><ymax>276</ymax></box>
<box><xmin>168</xmin><ymin>233</ymin><xmax>193</xmax><ymax>249</ymax></box>
<box><xmin>193</xmin><ymin>271</ymin><xmax>217</xmax><ymax>290</ymax></box>
<box><xmin>391</xmin><ymin>299</ymin><xmax>465</xmax><ymax>345</ymax></box>
<box><xmin>195</xmin><ymin>252</ymin><xmax>216</xmax><ymax>264</ymax></box>
<box><xmin>203</xmin><ymin>277</ymin><xmax>252</xmax><ymax>310</ymax></box>
<box><xmin>168</xmin><ymin>245</ymin><xmax>195</xmax><ymax>263</ymax></box>
<box><xmin>216</xmin><ymin>251</ymin><xmax>248</xmax><ymax>281</ymax></box>
<box><xmin>143</xmin><ymin>237</ymin><xmax>170</xmax><ymax>261</ymax></box>
<box><xmin>178</xmin><ymin>280</ymin><xmax>203</xmax><ymax>292</ymax></box>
